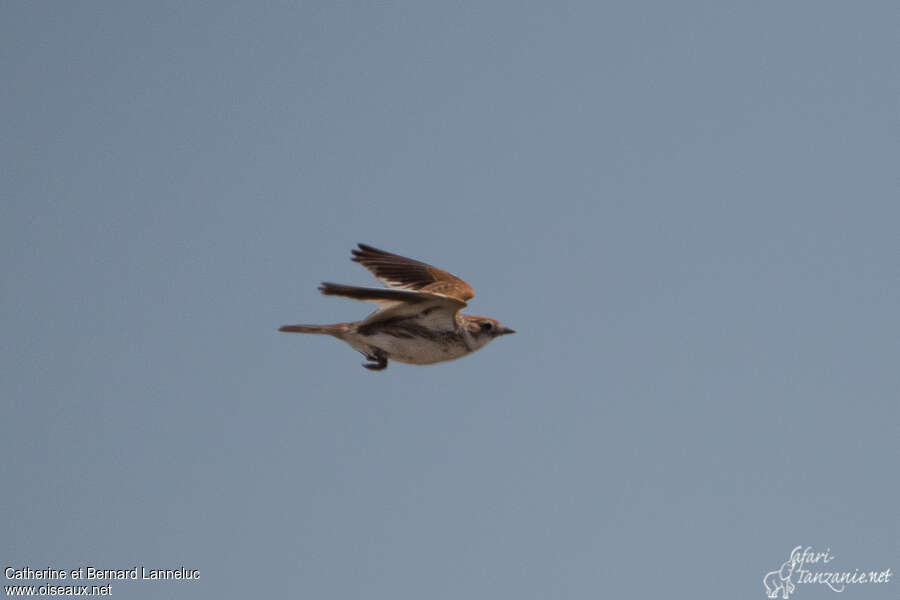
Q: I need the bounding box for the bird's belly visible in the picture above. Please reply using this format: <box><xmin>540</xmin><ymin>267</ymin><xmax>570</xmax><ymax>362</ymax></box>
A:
<box><xmin>364</xmin><ymin>333</ymin><xmax>470</xmax><ymax>365</ymax></box>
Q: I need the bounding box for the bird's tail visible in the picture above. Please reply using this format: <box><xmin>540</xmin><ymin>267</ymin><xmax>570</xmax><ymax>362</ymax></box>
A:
<box><xmin>278</xmin><ymin>323</ymin><xmax>349</xmax><ymax>335</ymax></box>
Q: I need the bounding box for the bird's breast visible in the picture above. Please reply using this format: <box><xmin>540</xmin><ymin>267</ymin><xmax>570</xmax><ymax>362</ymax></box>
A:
<box><xmin>351</xmin><ymin>324</ymin><xmax>468</xmax><ymax>364</ymax></box>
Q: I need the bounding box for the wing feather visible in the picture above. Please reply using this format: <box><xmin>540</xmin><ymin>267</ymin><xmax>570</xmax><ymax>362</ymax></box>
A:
<box><xmin>351</xmin><ymin>244</ymin><xmax>476</xmax><ymax>302</ymax></box>
<box><xmin>319</xmin><ymin>283</ymin><xmax>463</xmax><ymax>329</ymax></box>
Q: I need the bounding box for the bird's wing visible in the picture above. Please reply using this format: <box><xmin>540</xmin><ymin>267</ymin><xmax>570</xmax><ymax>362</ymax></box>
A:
<box><xmin>319</xmin><ymin>283</ymin><xmax>464</xmax><ymax>329</ymax></box>
<box><xmin>351</xmin><ymin>244</ymin><xmax>476</xmax><ymax>302</ymax></box>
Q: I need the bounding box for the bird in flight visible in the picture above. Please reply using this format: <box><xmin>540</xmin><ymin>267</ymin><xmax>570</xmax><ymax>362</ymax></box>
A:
<box><xmin>279</xmin><ymin>244</ymin><xmax>515</xmax><ymax>370</ymax></box>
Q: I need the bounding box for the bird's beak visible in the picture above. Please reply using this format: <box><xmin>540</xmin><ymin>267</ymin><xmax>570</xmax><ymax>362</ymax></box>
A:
<box><xmin>500</xmin><ymin>327</ymin><xmax>516</xmax><ymax>335</ymax></box>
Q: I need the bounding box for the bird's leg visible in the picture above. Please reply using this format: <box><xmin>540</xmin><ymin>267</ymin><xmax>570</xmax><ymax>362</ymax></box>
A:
<box><xmin>362</xmin><ymin>349</ymin><xmax>388</xmax><ymax>371</ymax></box>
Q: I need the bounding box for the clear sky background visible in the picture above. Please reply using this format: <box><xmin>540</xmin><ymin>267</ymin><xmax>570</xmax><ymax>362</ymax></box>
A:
<box><xmin>2</xmin><ymin>2</ymin><xmax>896</xmax><ymax>598</ymax></box>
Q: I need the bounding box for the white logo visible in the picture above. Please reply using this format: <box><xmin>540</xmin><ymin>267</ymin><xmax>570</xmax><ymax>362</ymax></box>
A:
<box><xmin>763</xmin><ymin>546</ymin><xmax>893</xmax><ymax>597</ymax></box>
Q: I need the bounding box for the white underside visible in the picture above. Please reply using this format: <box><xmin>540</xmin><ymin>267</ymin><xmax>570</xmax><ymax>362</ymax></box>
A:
<box><xmin>342</xmin><ymin>332</ymin><xmax>478</xmax><ymax>365</ymax></box>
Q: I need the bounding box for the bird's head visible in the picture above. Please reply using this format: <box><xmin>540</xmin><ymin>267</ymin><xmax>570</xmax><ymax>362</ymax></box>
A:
<box><xmin>464</xmin><ymin>316</ymin><xmax>516</xmax><ymax>347</ymax></box>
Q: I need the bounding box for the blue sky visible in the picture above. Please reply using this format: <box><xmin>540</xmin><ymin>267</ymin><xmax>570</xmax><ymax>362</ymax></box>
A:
<box><xmin>2</xmin><ymin>2</ymin><xmax>896</xmax><ymax>598</ymax></box>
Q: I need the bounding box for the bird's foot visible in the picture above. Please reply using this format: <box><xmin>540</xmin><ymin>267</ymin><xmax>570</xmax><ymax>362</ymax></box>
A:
<box><xmin>362</xmin><ymin>351</ymin><xmax>388</xmax><ymax>371</ymax></box>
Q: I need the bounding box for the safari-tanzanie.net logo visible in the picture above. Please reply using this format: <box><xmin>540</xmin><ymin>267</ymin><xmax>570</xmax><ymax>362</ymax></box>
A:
<box><xmin>763</xmin><ymin>546</ymin><xmax>892</xmax><ymax>598</ymax></box>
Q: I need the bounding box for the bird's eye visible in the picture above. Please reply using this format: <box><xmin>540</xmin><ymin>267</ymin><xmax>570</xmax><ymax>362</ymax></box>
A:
<box><xmin>481</xmin><ymin>322</ymin><xmax>493</xmax><ymax>331</ymax></box>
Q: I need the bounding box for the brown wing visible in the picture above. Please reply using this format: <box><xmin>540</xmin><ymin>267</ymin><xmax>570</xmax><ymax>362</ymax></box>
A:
<box><xmin>319</xmin><ymin>283</ymin><xmax>464</xmax><ymax>329</ymax></box>
<box><xmin>350</xmin><ymin>244</ymin><xmax>475</xmax><ymax>301</ymax></box>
